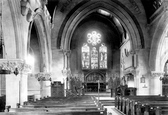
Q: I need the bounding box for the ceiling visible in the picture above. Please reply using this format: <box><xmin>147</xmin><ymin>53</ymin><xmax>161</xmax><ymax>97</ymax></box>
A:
<box><xmin>46</xmin><ymin>0</ymin><xmax>162</xmax><ymax>50</ymax></box>
<box><xmin>46</xmin><ymin>0</ymin><xmax>163</xmax><ymax>23</ymax></box>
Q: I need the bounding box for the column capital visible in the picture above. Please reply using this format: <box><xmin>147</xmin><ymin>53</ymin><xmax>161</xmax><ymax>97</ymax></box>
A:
<box><xmin>62</xmin><ymin>68</ymin><xmax>71</xmax><ymax>77</ymax></box>
<box><xmin>0</xmin><ymin>59</ymin><xmax>32</xmax><ymax>74</ymax></box>
<box><xmin>62</xmin><ymin>50</ymin><xmax>71</xmax><ymax>55</ymax></box>
<box><xmin>29</xmin><ymin>72</ymin><xmax>52</xmax><ymax>81</ymax></box>
<box><xmin>151</xmin><ymin>71</ymin><xmax>165</xmax><ymax>77</ymax></box>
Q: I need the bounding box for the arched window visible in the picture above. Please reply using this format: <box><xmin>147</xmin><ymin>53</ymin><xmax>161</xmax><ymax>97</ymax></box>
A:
<box><xmin>91</xmin><ymin>47</ymin><xmax>98</xmax><ymax>69</ymax></box>
<box><xmin>82</xmin><ymin>43</ymin><xmax>90</xmax><ymax>69</ymax></box>
<box><xmin>99</xmin><ymin>43</ymin><xmax>107</xmax><ymax>69</ymax></box>
<box><xmin>81</xmin><ymin>31</ymin><xmax>107</xmax><ymax>69</ymax></box>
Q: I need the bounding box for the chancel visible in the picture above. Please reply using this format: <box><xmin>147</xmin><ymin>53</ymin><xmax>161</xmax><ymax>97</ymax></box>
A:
<box><xmin>1</xmin><ymin>0</ymin><xmax>168</xmax><ymax>115</ymax></box>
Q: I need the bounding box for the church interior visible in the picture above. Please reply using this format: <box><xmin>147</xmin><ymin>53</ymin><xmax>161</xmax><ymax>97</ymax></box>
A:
<box><xmin>1</xmin><ymin>0</ymin><xmax>168</xmax><ymax>114</ymax></box>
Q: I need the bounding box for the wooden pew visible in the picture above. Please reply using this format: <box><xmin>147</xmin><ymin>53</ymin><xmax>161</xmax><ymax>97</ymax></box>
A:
<box><xmin>115</xmin><ymin>95</ymin><xmax>168</xmax><ymax>115</ymax></box>
<box><xmin>131</xmin><ymin>97</ymin><xmax>168</xmax><ymax>115</ymax></box>
<box><xmin>0</xmin><ymin>110</ymin><xmax>107</xmax><ymax>115</ymax></box>
<box><xmin>131</xmin><ymin>96</ymin><xmax>168</xmax><ymax>115</ymax></box>
<box><xmin>140</xmin><ymin>102</ymin><xmax>168</xmax><ymax>115</ymax></box>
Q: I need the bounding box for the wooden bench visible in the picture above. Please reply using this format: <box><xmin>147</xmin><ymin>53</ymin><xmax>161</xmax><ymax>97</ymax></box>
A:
<box><xmin>115</xmin><ymin>95</ymin><xmax>168</xmax><ymax>115</ymax></box>
<box><xmin>125</xmin><ymin>96</ymin><xmax>168</xmax><ymax>115</ymax></box>
<box><xmin>0</xmin><ymin>110</ymin><xmax>107</xmax><ymax>115</ymax></box>
<box><xmin>11</xmin><ymin>106</ymin><xmax>99</xmax><ymax>112</ymax></box>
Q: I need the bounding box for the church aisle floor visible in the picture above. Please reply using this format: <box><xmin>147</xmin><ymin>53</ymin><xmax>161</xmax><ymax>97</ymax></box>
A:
<box><xmin>86</xmin><ymin>92</ymin><xmax>125</xmax><ymax>115</ymax></box>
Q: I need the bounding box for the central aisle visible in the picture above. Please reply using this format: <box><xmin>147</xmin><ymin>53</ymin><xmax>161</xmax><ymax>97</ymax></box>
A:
<box><xmin>86</xmin><ymin>92</ymin><xmax>125</xmax><ymax>115</ymax></box>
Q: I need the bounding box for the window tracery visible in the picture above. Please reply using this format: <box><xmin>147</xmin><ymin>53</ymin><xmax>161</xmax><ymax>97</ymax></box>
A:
<box><xmin>99</xmin><ymin>43</ymin><xmax>107</xmax><ymax>69</ymax></box>
<box><xmin>82</xmin><ymin>43</ymin><xmax>90</xmax><ymax>69</ymax></box>
<box><xmin>81</xmin><ymin>31</ymin><xmax>107</xmax><ymax>69</ymax></box>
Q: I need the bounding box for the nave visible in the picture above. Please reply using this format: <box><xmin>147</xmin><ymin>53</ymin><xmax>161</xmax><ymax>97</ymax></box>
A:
<box><xmin>2</xmin><ymin>90</ymin><xmax>168</xmax><ymax>115</ymax></box>
<box><xmin>2</xmin><ymin>0</ymin><xmax>168</xmax><ymax>115</ymax></box>
<box><xmin>0</xmin><ymin>92</ymin><xmax>123</xmax><ymax>115</ymax></box>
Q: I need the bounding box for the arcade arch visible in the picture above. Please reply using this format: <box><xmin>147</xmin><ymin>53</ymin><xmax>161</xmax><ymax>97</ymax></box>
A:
<box><xmin>150</xmin><ymin>12</ymin><xmax>168</xmax><ymax>95</ymax></box>
<box><xmin>27</xmin><ymin>14</ymin><xmax>52</xmax><ymax>99</ymax></box>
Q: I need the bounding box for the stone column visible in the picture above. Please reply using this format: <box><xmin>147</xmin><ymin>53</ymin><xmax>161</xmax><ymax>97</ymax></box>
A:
<box><xmin>6</xmin><ymin>74</ymin><xmax>19</xmax><ymax>108</ymax></box>
<box><xmin>62</xmin><ymin>50</ymin><xmax>71</xmax><ymax>97</ymax></box>
<box><xmin>34</xmin><ymin>72</ymin><xmax>51</xmax><ymax>98</ymax></box>
<box><xmin>150</xmin><ymin>71</ymin><xmax>164</xmax><ymax>95</ymax></box>
<box><xmin>18</xmin><ymin>61</ymin><xmax>32</xmax><ymax>106</ymax></box>
<box><xmin>19</xmin><ymin>74</ymin><xmax>28</xmax><ymax>106</ymax></box>
<box><xmin>0</xmin><ymin>59</ymin><xmax>31</xmax><ymax>108</ymax></box>
<box><xmin>17</xmin><ymin>60</ymin><xmax>32</xmax><ymax>106</ymax></box>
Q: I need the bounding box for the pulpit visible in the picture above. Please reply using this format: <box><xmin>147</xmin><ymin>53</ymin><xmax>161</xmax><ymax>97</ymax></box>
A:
<box><xmin>125</xmin><ymin>87</ymin><xmax>137</xmax><ymax>96</ymax></box>
<box><xmin>51</xmin><ymin>81</ymin><xmax>64</xmax><ymax>97</ymax></box>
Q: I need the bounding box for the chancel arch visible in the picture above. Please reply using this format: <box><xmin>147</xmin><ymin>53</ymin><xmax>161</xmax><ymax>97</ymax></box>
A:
<box><xmin>58</xmin><ymin>1</ymin><xmax>144</xmax><ymax>50</ymax></box>
<box><xmin>54</xmin><ymin>0</ymin><xmax>145</xmax><ymax>93</ymax></box>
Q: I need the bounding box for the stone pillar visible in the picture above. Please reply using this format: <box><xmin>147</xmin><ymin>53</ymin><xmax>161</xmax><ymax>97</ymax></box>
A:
<box><xmin>62</xmin><ymin>50</ymin><xmax>71</xmax><ymax>97</ymax></box>
<box><xmin>63</xmin><ymin>77</ymin><xmax>67</xmax><ymax>97</ymax></box>
<box><xmin>150</xmin><ymin>71</ymin><xmax>164</xmax><ymax>95</ymax></box>
<box><xmin>19</xmin><ymin>73</ymin><xmax>28</xmax><ymax>106</ymax></box>
<box><xmin>0</xmin><ymin>75</ymin><xmax>5</xmax><ymax>96</ymax></box>
<box><xmin>0</xmin><ymin>59</ymin><xmax>31</xmax><ymax>108</ymax></box>
<box><xmin>34</xmin><ymin>72</ymin><xmax>51</xmax><ymax>98</ymax></box>
<box><xmin>18</xmin><ymin>61</ymin><xmax>32</xmax><ymax>106</ymax></box>
<box><xmin>40</xmin><ymin>81</ymin><xmax>51</xmax><ymax>98</ymax></box>
<box><xmin>6</xmin><ymin>74</ymin><xmax>19</xmax><ymax>108</ymax></box>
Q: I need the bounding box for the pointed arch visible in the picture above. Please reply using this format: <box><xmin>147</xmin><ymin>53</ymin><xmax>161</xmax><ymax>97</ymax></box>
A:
<box><xmin>57</xmin><ymin>0</ymin><xmax>144</xmax><ymax>52</ymax></box>
<box><xmin>28</xmin><ymin>13</ymin><xmax>52</xmax><ymax>72</ymax></box>
<box><xmin>149</xmin><ymin>12</ymin><xmax>168</xmax><ymax>72</ymax></box>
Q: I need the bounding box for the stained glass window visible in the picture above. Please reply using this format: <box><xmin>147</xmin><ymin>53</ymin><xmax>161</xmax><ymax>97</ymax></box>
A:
<box><xmin>87</xmin><ymin>31</ymin><xmax>101</xmax><ymax>46</ymax></box>
<box><xmin>99</xmin><ymin>44</ymin><xmax>107</xmax><ymax>69</ymax></box>
<box><xmin>81</xmin><ymin>31</ymin><xmax>107</xmax><ymax>69</ymax></box>
<box><xmin>91</xmin><ymin>47</ymin><xmax>98</xmax><ymax>69</ymax></box>
<box><xmin>82</xmin><ymin>43</ymin><xmax>90</xmax><ymax>69</ymax></box>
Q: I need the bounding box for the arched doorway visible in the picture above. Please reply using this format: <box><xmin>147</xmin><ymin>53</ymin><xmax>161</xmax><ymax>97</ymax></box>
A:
<box><xmin>85</xmin><ymin>72</ymin><xmax>106</xmax><ymax>92</ymax></box>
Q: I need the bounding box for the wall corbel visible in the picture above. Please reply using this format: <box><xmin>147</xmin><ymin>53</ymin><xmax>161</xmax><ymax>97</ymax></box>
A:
<box><xmin>20</xmin><ymin>0</ymin><xmax>30</xmax><ymax>16</ymax></box>
<box><xmin>26</xmin><ymin>9</ymin><xmax>33</xmax><ymax>22</ymax></box>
